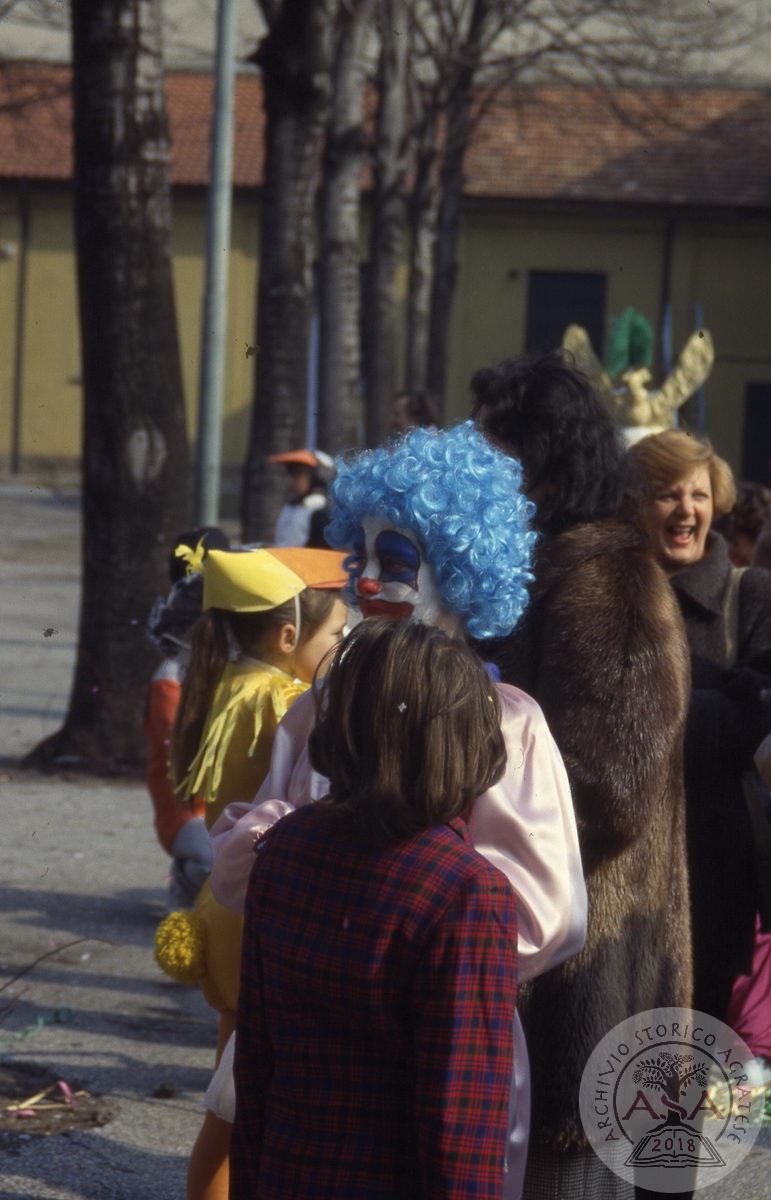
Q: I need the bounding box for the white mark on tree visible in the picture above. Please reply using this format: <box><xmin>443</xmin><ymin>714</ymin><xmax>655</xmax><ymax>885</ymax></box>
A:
<box><xmin>126</xmin><ymin>425</ymin><xmax>167</xmax><ymax>485</ymax></box>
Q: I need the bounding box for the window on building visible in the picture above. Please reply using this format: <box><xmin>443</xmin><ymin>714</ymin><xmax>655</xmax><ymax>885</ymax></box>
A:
<box><xmin>525</xmin><ymin>270</ymin><xmax>607</xmax><ymax>358</ymax></box>
<box><xmin>742</xmin><ymin>384</ymin><xmax>771</xmax><ymax>485</ymax></box>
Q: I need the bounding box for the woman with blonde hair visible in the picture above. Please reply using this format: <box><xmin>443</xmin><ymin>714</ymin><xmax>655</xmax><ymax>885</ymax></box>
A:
<box><xmin>629</xmin><ymin>429</ymin><xmax>737</xmax><ymax>573</ymax></box>
<box><xmin>629</xmin><ymin>429</ymin><xmax>771</xmax><ymax>1037</ymax></box>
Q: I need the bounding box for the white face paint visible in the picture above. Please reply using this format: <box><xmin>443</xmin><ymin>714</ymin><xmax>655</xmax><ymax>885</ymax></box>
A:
<box><xmin>347</xmin><ymin>516</ymin><xmax>460</xmax><ymax>634</ymax></box>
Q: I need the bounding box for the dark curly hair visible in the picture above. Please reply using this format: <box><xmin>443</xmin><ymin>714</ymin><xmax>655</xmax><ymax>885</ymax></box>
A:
<box><xmin>470</xmin><ymin>352</ymin><xmax>632</xmax><ymax>535</ymax></box>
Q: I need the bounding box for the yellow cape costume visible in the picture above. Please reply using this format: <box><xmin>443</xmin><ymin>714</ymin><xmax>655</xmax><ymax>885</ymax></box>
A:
<box><xmin>155</xmin><ymin>544</ymin><xmax>344</xmax><ymax>1013</ymax></box>
<box><xmin>157</xmin><ymin>663</ymin><xmax>307</xmax><ymax>1012</ymax></box>
<box><xmin>175</xmin><ymin>660</ymin><xmax>306</xmax><ymax>829</ymax></box>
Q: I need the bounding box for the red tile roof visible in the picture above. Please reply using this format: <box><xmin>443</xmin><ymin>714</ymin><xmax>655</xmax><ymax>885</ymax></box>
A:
<box><xmin>467</xmin><ymin>86</ymin><xmax>771</xmax><ymax>208</ymax></box>
<box><xmin>0</xmin><ymin>61</ymin><xmax>769</xmax><ymax>209</ymax></box>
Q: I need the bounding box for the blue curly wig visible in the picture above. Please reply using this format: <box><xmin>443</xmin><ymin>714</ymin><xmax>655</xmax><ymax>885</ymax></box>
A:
<box><xmin>325</xmin><ymin>421</ymin><xmax>536</xmax><ymax>639</ymax></box>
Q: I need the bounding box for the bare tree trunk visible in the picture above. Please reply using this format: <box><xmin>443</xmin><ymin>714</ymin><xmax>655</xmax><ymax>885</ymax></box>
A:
<box><xmin>405</xmin><ymin>132</ymin><xmax>439</xmax><ymax>394</ymax></box>
<box><xmin>317</xmin><ymin>0</ymin><xmax>375</xmax><ymax>453</ymax></box>
<box><xmin>428</xmin><ymin>0</ymin><xmax>497</xmax><ymax>414</ymax></box>
<box><xmin>26</xmin><ymin>0</ymin><xmax>189</xmax><ymax>772</ymax></box>
<box><xmin>240</xmin><ymin>0</ymin><xmax>339</xmax><ymax>541</ymax></box>
<box><xmin>427</xmin><ymin>99</ymin><xmax>468</xmax><ymax>416</ymax></box>
<box><xmin>363</xmin><ymin>0</ymin><xmax>408</xmax><ymax>446</ymax></box>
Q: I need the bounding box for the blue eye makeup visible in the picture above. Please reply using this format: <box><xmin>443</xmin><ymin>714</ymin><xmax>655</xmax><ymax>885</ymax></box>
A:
<box><xmin>374</xmin><ymin>530</ymin><xmax>421</xmax><ymax>589</ymax></box>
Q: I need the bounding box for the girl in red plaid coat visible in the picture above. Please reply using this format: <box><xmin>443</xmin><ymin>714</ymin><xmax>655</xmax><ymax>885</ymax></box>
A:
<box><xmin>231</xmin><ymin>620</ymin><xmax>519</xmax><ymax>1200</ymax></box>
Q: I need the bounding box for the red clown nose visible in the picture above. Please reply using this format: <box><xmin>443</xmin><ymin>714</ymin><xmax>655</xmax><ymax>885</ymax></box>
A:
<box><xmin>357</xmin><ymin>578</ymin><xmax>382</xmax><ymax>596</ymax></box>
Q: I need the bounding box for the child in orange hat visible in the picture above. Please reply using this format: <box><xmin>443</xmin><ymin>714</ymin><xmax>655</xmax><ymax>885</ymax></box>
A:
<box><xmin>267</xmin><ymin>449</ymin><xmax>334</xmax><ymax>547</ymax></box>
<box><xmin>154</xmin><ymin>546</ymin><xmax>347</xmax><ymax>1200</ymax></box>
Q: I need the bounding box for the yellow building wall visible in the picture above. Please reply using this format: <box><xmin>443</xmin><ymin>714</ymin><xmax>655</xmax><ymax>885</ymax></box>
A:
<box><xmin>445</xmin><ymin>208</ymin><xmax>664</xmax><ymax>422</ymax></box>
<box><xmin>669</xmin><ymin>217</ymin><xmax>771</xmax><ymax>469</ymax></box>
<box><xmin>223</xmin><ymin>202</ymin><xmax>260</xmax><ymax>464</ymax></box>
<box><xmin>0</xmin><ymin>196</ymin><xmax>22</xmax><ymax>459</ymax></box>
<box><xmin>170</xmin><ymin>193</ymin><xmax>259</xmax><ymax>471</ymax></box>
<box><xmin>2</xmin><ymin>188</ymin><xmax>260</xmax><ymax>473</ymax></box>
<box><xmin>446</xmin><ymin>206</ymin><xmax>771</xmax><ymax>476</ymax></box>
<box><xmin>18</xmin><ymin>192</ymin><xmax>81</xmax><ymax>462</ymax></box>
<box><xmin>3</xmin><ymin>187</ymin><xmax>770</xmax><ymax>481</ymax></box>
<box><xmin>169</xmin><ymin>198</ymin><xmax>205</xmax><ymax>442</ymax></box>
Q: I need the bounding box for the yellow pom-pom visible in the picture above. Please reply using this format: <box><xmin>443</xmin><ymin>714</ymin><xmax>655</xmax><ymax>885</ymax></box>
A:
<box><xmin>154</xmin><ymin>910</ymin><xmax>206</xmax><ymax>985</ymax></box>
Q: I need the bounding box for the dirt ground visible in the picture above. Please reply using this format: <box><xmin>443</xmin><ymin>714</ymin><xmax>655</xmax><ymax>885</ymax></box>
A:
<box><xmin>0</xmin><ymin>483</ymin><xmax>216</xmax><ymax>1198</ymax></box>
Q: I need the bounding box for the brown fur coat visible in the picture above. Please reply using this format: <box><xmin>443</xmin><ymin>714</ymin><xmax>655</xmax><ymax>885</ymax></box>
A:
<box><xmin>492</xmin><ymin>521</ymin><xmax>692</xmax><ymax>1151</ymax></box>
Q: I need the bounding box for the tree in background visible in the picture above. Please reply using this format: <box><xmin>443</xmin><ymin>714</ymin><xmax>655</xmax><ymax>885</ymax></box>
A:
<box><xmin>424</xmin><ymin>0</ymin><xmax>510</xmax><ymax>410</ymax></box>
<box><xmin>402</xmin><ymin>0</ymin><xmax>762</xmax><ymax>417</ymax></box>
<box><xmin>356</xmin><ymin>0</ymin><xmax>767</xmax><ymax>438</ymax></box>
<box><xmin>363</xmin><ymin>0</ymin><xmax>409</xmax><ymax>445</ymax></box>
<box><xmin>240</xmin><ymin>0</ymin><xmax>341</xmax><ymax>542</ymax></box>
<box><xmin>317</xmin><ymin>0</ymin><xmax>377</xmax><ymax>453</ymax></box>
<box><xmin>26</xmin><ymin>0</ymin><xmax>189</xmax><ymax>772</ymax></box>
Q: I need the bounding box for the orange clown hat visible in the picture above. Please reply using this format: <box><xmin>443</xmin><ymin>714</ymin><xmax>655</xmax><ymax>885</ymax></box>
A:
<box><xmin>265</xmin><ymin>547</ymin><xmax>347</xmax><ymax>590</ymax></box>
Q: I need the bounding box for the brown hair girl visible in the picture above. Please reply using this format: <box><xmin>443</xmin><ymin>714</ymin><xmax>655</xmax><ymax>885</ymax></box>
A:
<box><xmin>310</xmin><ymin>619</ymin><xmax>507</xmax><ymax>845</ymax></box>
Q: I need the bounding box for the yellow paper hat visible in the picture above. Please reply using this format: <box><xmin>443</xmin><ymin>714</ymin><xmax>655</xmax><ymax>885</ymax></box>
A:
<box><xmin>202</xmin><ymin>549</ymin><xmax>306</xmax><ymax>613</ymax></box>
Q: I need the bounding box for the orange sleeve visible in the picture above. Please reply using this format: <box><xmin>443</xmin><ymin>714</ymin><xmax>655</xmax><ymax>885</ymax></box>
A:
<box><xmin>145</xmin><ymin>677</ymin><xmax>206</xmax><ymax>854</ymax></box>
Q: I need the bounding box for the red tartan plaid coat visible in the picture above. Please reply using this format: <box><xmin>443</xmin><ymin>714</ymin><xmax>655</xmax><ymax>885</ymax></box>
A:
<box><xmin>230</xmin><ymin>803</ymin><xmax>518</xmax><ymax>1200</ymax></box>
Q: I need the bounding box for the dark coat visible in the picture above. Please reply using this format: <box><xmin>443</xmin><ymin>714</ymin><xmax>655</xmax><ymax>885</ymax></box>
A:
<box><xmin>231</xmin><ymin>807</ymin><xmax>518</xmax><ymax>1200</ymax></box>
<box><xmin>753</xmin><ymin>511</ymin><xmax>771</xmax><ymax>571</ymax></box>
<box><xmin>488</xmin><ymin>520</ymin><xmax>692</xmax><ymax>1151</ymax></box>
<box><xmin>670</xmin><ymin>531</ymin><xmax>771</xmax><ymax>1015</ymax></box>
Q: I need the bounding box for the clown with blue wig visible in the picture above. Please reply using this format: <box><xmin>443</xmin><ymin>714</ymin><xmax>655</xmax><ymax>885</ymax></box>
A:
<box><xmin>207</xmin><ymin>422</ymin><xmax>587</xmax><ymax>1200</ymax></box>
<box><xmin>327</xmin><ymin>421</ymin><xmax>535</xmax><ymax>640</ymax></box>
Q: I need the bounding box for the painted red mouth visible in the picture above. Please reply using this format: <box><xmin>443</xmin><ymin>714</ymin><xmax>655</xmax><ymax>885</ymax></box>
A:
<box><xmin>358</xmin><ymin>598</ymin><xmax>415</xmax><ymax>621</ymax></box>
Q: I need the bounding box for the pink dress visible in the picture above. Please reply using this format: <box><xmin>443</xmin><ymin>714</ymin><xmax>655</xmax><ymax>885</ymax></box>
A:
<box><xmin>209</xmin><ymin>683</ymin><xmax>587</xmax><ymax>1200</ymax></box>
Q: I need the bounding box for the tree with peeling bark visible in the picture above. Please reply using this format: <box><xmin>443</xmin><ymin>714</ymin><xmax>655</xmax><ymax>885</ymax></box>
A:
<box><xmin>426</xmin><ymin>0</ymin><xmax>505</xmax><ymax>410</ymax></box>
<box><xmin>240</xmin><ymin>0</ymin><xmax>341</xmax><ymax>542</ymax></box>
<box><xmin>26</xmin><ymin>0</ymin><xmax>189</xmax><ymax>773</ymax></box>
<box><xmin>403</xmin><ymin>1</ymin><xmax>515</xmax><ymax>403</ymax></box>
<box><xmin>404</xmin><ymin>86</ymin><xmax>439</xmax><ymax>398</ymax></box>
<box><xmin>317</xmin><ymin>0</ymin><xmax>377</xmax><ymax>454</ymax></box>
<box><xmin>363</xmin><ymin>0</ymin><xmax>409</xmax><ymax>446</ymax></box>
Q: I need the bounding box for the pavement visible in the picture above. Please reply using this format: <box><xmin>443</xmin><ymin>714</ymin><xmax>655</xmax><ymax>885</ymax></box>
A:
<box><xmin>0</xmin><ymin>480</ymin><xmax>769</xmax><ymax>1199</ymax></box>
<box><xmin>0</xmin><ymin>482</ymin><xmax>216</xmax><ymax>1199</ymax></box>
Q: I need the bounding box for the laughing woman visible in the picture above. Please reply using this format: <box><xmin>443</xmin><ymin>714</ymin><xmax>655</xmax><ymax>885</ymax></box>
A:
<box><xmin>628</xmin><ymin>430</ymin><xmax>771</xmax><ymax>1027</ymax></box>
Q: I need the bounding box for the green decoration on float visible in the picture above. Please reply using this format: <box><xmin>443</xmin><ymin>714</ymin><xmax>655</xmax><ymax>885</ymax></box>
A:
<box><xmin>605</xmin><ymin>308</ymin><xmax>655</xmax><ymax>378</ymax></box>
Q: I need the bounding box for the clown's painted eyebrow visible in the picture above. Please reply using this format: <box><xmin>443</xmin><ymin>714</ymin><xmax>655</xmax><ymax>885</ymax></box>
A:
<box><xmin>374</xmin><ymin>529</ymin><xmax>421</xmax><ymax>589</ymax></box>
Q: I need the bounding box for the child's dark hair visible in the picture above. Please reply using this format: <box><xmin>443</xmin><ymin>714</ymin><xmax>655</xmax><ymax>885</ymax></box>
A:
<box><xmin>309</xmin><ymin>620</ymin><xmax>506</xmax><ymax>844</ymax></box>
<box><xmin>171</xmin><ymin>587</ymin><xmax>341</xmax><ymax>788</ymax></box>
